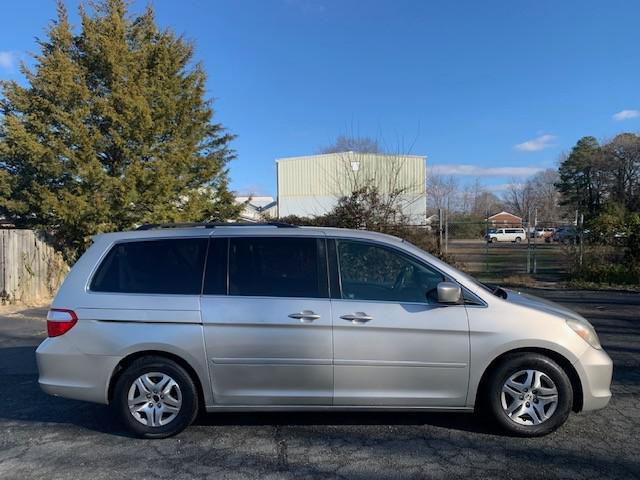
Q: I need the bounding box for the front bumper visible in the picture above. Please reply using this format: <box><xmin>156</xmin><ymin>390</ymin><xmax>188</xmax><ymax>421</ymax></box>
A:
<box><xmin>574</xmin><ymin>346</ymin><xmax>613</xmax><ymax>411</ymax></box>
<box><xmin>36</xmin><ymin>336</ymin><xmax>120</xmax><ymax>405</ymax></box>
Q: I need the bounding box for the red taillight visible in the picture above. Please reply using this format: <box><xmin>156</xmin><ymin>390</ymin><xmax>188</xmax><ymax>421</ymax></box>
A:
<box><xmin>47</xmin><ymin>308</ymin><xmax>78</xmax><ymax>337</ymax></box>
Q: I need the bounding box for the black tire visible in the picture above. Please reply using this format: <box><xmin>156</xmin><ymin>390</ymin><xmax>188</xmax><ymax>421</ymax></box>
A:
<box><xmin>113</xmin><ymin>356</ymin><xmax>199</xmax><ymax>438</ymax></box>
<box><xmin>484</xmin><ymin>353</ymin><xmax>573</xmax><ymax>437</ymax></box>
<box><xmin>515</xmin><ymin>237</ymin><xmax>522</xmax><ymax>243</ymax></box>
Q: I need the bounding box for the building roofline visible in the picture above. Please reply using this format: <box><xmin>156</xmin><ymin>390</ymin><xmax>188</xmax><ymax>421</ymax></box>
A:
<box><xmin>276</xmin><ymin>152</ymin><xmax>426</xmax><ymax>163</ymax></box>
<box><xmin>486</xmin><ymin>211</ymin><xmax>523</xmax><ymax>220</ymax></box>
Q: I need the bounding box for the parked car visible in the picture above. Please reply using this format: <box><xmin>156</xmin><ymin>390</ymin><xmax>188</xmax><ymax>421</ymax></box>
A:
<box><xmin>613</xmin><ymin>231</ymin><xmax>627</xmax><ymax>244</ymax></box>
<box><xmin>552</xmin><ymin>227</ymin><xmax>575</xmax><ymax>243</ymax></box>
<box><xmin>552</xmin><ymin>227</ymin><xmax>591</xmax><ymax>244</ymax></box>
<box><xmin>37</xmin><ymin>223</ymin><xmax>612</xmax><ymax>438</ymax></box>
<box><xmin>486</xmin><ymin>227</ymin><xmax>527</xmax><ymax>243</ymax></box>
<box><xmin>534</xmin><ymin>227</ymin><xmax>555</xmax><ymax>239</ymax></box>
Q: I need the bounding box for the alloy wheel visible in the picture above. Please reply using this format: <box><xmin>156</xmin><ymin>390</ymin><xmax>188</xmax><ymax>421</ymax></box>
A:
<box><xmin>501</xmin><ymin>369</ymin><xmax>558</xmax><ymax>425</ymax></box>
<box><xmin>127</xmin><ymin>372</ymin><xmax>182</xmax><ymax>427</ymax></box>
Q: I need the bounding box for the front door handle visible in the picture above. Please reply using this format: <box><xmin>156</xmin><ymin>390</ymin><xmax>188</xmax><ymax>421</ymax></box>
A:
<box><xmin>288</xmin><ymin>310</ymin><xmax>321</xmax><ymax>323</ymax></box>
<box><xmin>340</xmin><ymin>312</ymin><xmax>373</xmax><ymax>324</ymax></box>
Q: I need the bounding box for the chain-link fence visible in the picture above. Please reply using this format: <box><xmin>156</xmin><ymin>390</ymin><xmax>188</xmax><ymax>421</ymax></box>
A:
<box><xmin>411</xmin><ymin>211</ymin><xmax>628</xmax><ymax>284</ymax></box>
<box><xmin>283</xmin><ymin>212</ymin><xmax>634</xmax><ymax>286</ymax></box>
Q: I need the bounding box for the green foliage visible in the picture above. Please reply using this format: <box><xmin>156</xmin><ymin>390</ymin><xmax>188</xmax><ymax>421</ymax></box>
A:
<box><xmin>282</xmin><ymin>186</ymin><xmax>405</xmax><ymax>229</ymax></box>
<box><xmin>322</xmin><ymin>186</ymin><xmax>404</xmax><ymax>229</ymax></box>
<box><xmin>556</xmin><ymin>136</ymin><xmax>605</xmax><ymax>219</ymax></box>
<box><xmin>568</xmin><ymin>205</ymin><xmax>640</xmax><ymax>285</ymax></box>
<box><xmin>336</xmin><ymin>240</ymin><xmax>408</xmax><ymax>286</ymax></box>
<box><xmin>569</xmin><ymin>254</ymin><xmax>639</xmax><ymax>285</ymax></box>
<box><xmin>557</xmin><ymin>134</ymin><xmax>640</xmax><ymax>221</ymax></box>
<box><xmin>448</xmin><ymin>214</ymin><xmax>485</xmax><ymax>239</ymax></box>
<box><xmin>586</xmin><ymin>202</ymin><xmax>627</xmax><ymax>243</ymax></box>
<box><xmin>605</xmin><ymin>133</ymin><xmax>640</xmax><ymax>211</ymax></box>
<box><xmin>279</xmin><ymin>185</ymin><xmax>452</xmax><ymax>262</ymax></box>
<box><xmin>0</xmin><ymin>0</ymin><xmax>240</xmax><ymax>261</ymax></box>
<box><xmin>623</xmin><ymin>212</ymin><xmax>640</xmax><ymax>265</ymax></box>
<box><xmin>558</xmin><ymin>134</ymin><xmax>640</xmax><ymax>285</ymax></box>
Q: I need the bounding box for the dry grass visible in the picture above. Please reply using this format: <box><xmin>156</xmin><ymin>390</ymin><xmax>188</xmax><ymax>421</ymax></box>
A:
<box><xmin>0</xmin><ymin>300</ymin><xmax>51</xmax><ymax>315</ymax></box>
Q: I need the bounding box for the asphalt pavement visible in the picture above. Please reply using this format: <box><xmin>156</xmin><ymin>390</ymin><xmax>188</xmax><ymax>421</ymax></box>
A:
<box><xmin>0</xmin><ymin>289</ymin><xmax>638</xmax><ymax>479</ymax></box>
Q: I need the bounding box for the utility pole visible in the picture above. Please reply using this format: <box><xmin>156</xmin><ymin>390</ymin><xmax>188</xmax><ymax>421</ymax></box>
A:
<box><xmin>579</xmin><ymin>213</ymin><xmax>584</xmax><ymax>267</ymax></box>
<box><xmin>438</xmin><ymin>208</ymin><xmax>443</xmax><ymax>256</ymax></box>
<box><xmin>527</xmin><ymin>209</ymin><xmax>531</xmax><ymax>274</ymax></box>
<box><xmin>444</xmin><ymin>199</ymin><xmax>449</xmax><ymax>255</ymax></box>
<box><xmin>533</xmin><ymin>208</ymin><xmax>538</xmax><ymax>274</ymax></box>
<box><xmin>485</xmin><ymin>209</ymin><xmax>489</xmax><ymax>276</ymax></box>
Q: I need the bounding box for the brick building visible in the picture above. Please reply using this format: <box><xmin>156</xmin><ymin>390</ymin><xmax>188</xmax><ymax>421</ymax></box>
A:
<box><xmin>486</xmin><ymin>211</ymin><xmax>523</xmax><ymax>227</ymax></box>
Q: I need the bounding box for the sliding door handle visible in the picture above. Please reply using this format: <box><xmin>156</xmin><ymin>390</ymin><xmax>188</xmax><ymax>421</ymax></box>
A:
<box><xmin>340</xmin><ymin>312</ymin><xmax>373</xmax><ymax>324</ymax></box>
<box><xmin>288</xmin><ymin>310</ymin><xmax>321</xmax><ymax>322</ymax></box>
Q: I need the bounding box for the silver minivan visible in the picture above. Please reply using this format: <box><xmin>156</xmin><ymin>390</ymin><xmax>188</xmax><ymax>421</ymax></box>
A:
<box><xmin>36</xmin><ymin>223</ymin><xmax>612</xmax><ymax>438</ymax></box>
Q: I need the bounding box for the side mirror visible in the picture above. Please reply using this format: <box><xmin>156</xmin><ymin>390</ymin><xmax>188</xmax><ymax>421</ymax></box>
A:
<box><xmin>436</xmin><ymin>281</ymin><xmax>462</xmax><ymax>304</ymax></box>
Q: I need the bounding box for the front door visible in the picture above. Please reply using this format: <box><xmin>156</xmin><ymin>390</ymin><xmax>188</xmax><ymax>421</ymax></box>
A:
<box><xmin>201</xmin><ymin>235</ymin><xmax>333</xmax><ymax>405</ymax></box>
<box><xmin>331</xmin><ymin>239</ymin><xmax>470</xmax><ymax>406</ymax></box>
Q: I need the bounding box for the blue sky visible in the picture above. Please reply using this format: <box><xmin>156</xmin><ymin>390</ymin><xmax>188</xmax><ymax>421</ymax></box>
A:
<box><xmin>1</xmin><ymin>0</ymin><xmax>639</xmax><ymax>196</ymax></box>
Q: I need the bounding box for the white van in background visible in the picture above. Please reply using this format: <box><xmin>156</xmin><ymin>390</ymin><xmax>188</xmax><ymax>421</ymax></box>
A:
<box><xmin>486</xmin><ymin>228</ymin><xmax>527</xmax><ymax>243</ymax></box>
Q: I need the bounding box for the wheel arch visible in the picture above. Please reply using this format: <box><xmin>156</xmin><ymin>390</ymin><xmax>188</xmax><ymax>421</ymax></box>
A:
<box><xmin>475</xmin><ymin>347</ymin><xmax>583</xmax><ymax>412</ymax></box>
<box><xmin>108</xmin><ymin>350</ymin><xmax>206</xmax><ymax>413</ymax></box>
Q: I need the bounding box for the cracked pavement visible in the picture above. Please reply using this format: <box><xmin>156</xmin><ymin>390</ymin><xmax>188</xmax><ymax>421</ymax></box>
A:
<box><xmin>0</xmin><ymin>289</ymin><xmax>638</xmax><ymax>479</ymax></box>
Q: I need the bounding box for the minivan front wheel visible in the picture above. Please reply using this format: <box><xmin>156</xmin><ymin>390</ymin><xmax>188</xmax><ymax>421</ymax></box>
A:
<box><xmin>113</xmin><ymin>356</ymin><xmax>198</xmax><ymax>438</ymax></box>
<box><xmin>485</xmin><ymin>353</ymin><xmax>573</xmax><ymax>436</ymax></box>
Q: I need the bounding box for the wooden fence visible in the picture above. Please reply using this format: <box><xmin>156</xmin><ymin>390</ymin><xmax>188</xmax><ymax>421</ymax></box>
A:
<box><xmin>0</xmin><ymin>229</ymin><xmax>69</xmax><ymax>305</ymax></box>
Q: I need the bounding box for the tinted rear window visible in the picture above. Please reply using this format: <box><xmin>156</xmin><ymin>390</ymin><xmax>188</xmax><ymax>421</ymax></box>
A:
<box><xmin>91</xmin><ymin>238</ymin><xmax>208</xmax><ymax>294</ymax></box>
<box><xmin>228</xmin><ymin>237</ymin><xmax>327</xmax><ymax>298</ymax></box>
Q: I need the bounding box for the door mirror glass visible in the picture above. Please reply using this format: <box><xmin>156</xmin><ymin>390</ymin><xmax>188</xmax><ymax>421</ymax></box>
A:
<box><xmin>436</xmin><ymin>282</ymin><xmax>462</xmax><ymax>304</ymax></box>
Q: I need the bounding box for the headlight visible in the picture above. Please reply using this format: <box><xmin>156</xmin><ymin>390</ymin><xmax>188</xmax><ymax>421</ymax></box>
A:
<box><xmin>566</xmin><ymin>318</ymin><xmax>602</xmax><ymax>350</ymax></box>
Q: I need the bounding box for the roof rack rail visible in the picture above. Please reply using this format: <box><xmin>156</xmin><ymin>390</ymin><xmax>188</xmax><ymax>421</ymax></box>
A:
<box><xmin>135</xmin><ymin>221</ymin><xmax>298</xmax><ymax>231</ymax></box>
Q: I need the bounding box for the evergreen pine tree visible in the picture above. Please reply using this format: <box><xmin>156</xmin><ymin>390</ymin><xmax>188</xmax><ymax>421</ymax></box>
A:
<box><xmin>0</xmin><ymin>0</ymin><xmax>240</xmax><ymax>260</ymax></box>
<box><xmin>556</xmin><ymin>136</ymin><xmax>606</xmax><ymax>219</ymax></box>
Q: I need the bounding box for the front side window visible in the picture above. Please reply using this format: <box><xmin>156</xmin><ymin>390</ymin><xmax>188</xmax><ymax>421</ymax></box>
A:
<box><xmin>91</xmin><ymin>238</ymin><xmax>208</xmax><ymax>294</ymax></box>
<box><xmin>228</xmin><ymin>237</ymin><xmax>327</xmax><ymax>298</ymax></box>
<box><xmin>336</xmin><ymin>240</ymin><xmax>443</xmax><ymax>303</ymax></box>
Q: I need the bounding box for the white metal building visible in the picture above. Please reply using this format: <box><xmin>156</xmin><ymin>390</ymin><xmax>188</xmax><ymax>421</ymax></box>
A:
<box><xmin>276</xmin><ymin>152</ymin><xmax>426</xmax><ymax>224</ymax></box>
<box><xmin>235</xmin><ymin>196</ymin><xmax>277</xmax><ymax>222</ymax></box>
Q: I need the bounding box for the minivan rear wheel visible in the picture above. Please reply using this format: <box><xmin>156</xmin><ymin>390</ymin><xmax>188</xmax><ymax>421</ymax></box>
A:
<box><xmin>484</xmin><ymin>353</ymin><xmax>573</xmax><ymax>436</ymax></box>
<box><xmin>113</xmin><ymin>356</ymin><xmax>198</xmax><ymax>438</ymax></box>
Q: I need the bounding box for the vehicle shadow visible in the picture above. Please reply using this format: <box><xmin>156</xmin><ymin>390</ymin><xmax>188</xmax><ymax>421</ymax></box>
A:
<box><xmin>193</xmin><ymin>409</ymin><xmax>499</xmax><ymax>436</ymax></box>
<box><xmin>2</xmin><ymin>340</ymin><xmax>635</xmax><ymax>439</ymax></box>
<box><xmin>0</xmin><ymin>345</ymin><xmax>501</xmax><ymax>438</ymax></box>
